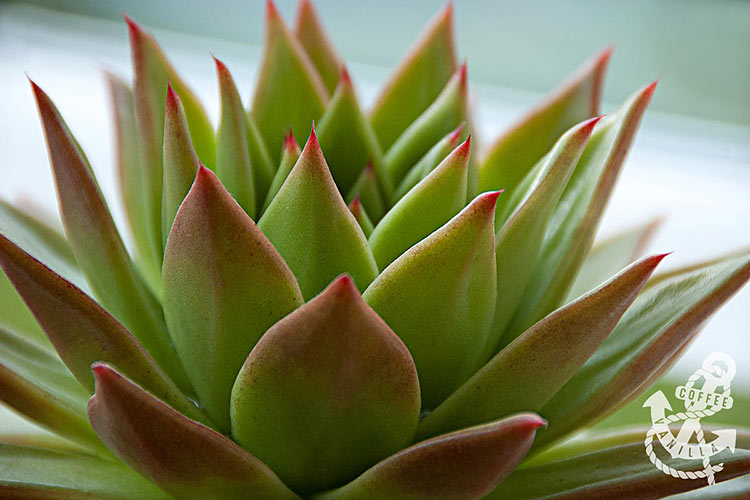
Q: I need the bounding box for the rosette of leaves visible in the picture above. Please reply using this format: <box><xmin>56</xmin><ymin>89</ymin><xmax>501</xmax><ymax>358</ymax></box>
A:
<box><xmin>1</xmin><ymin>1</ymin><xmax>748</xmax><ymax>498</ymax></box>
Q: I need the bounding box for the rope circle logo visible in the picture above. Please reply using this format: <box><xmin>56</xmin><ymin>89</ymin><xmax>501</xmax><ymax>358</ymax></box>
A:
<box><xmin>643</xmin><ymin>352</ymin><xmax>736</xmax><ymax>486</ymax></box>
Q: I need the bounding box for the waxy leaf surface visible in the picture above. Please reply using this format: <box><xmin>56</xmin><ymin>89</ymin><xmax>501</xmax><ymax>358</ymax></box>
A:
<box><xmin>263</xmin><ymin>131</ymin><xmax>301</xmax><ymax>213</ymax></box>
<box><xmin>294</xmin><ymin>0</ymin><xmax>342</xmax><ymax>93</ymax></box>
<box><xmin>348</xmin><ymin>197</ymin><xmax>374</xmax><ymax>238</ymax></box>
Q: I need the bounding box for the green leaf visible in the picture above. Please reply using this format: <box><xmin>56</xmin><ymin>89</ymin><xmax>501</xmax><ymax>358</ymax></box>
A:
<box><xmin>534</xmin><ymin>253</ymin><xmax>750</xmax><ymax>451</ymax></box>
<box><xmin>345</xmin><ymin>163</ymin><xmax>386</xmax><ymax>223</ymax></box>
<box><xmin>0</xmin><ymin>443</ymin><xmax>170</xmax><ymax>499</ymax></box>
<box><xmin>567</xmin><ymin>217</ymin><xmax>662</xmax><ymax>301</ymax></box>
<box><xmin>348</xmin><ymin>197</ymin><xmax>374</xmax><ymax>238</ymax></box>
<box><xmin>313</xmin><ymin>413</ymin><xmax>545</xmax><ymax>500</ymax></box>
<box><xmin>231</xmin><ymin>275</ymin><xmax>420</xmax><ymax>494</ymax></box>
<box><xmin>163</xmin><ymin>166</ymin><xmax>303</xmax><ymax>432</ymax></box>
<box><xmin>479</xmin><ymin>47</ymin><xmax>611</xmax><ymax>197</ymax></box>
<box><xmin>486</xmin><ymin>117</ymin><xmax>601</xmax><ymax>353</ymax></box>
<box><xmin>30</xmin><ymin>81</ymin><xmax>192</xmax><ymax>393</ymax></box>
<box><xmin>88</xmin><ymin>363</ymin><xmax>298</xmax><ymax>500</ymax></box>
<box><xmin>369</xmin><ymin>4</ymin><xmax>457</xmax><ymax>150</ymax></box>
<box><xmin>0</xmin><ymin>234</ymin><xmax>207</xmax><ymax>425</ymax></box>
<box><xmin>293</xmin><ymin>0</ymin><xmax>342</xmax><ymax>94</ymax></box>
<box><xmin>369</xmin><ymin>138</ymin><xmax>469</xmax><ymax>270</ymax></box>
<box><xmin>383</xmin><ymin>64</ymin><xmax>468</xmax><ymax>186</ymax></box>
<box><xmin>259</xmin><ymin>129</ymin><xmax>378</xmax><ymax>300</ymax></box>
<box><xmin>364</xmin><ymin>191</ymin><xmax>500</xmax><ymax>409</ymax></box>
<box><xmin>504</xmin><ymin>82</ymin><xmax>658</xmax><ymax>340</ymax></box>
<box><xmin>161</xmin><ymin>83</ymin><xmax>200</xmax><ymax>246</ymax></box>
<box><xmin>418</xmin><ymin>254</ymin><xmax>666</xmax><ymax>440</ymax></box>
<box><xmin>251</xmin><ymin>0</ymin><xmax>328</xmax><ymax>164</ymax></box>
<box><xmin>262</xmin><ymin>130</ymin><xmax>301</xmax><ymax>214</ymax></box>
<box><xmin>317</xmin><ymin>67</ymin><xmax>391</xmax><ymax>198</ymax></box>
<box><xmin>125</xmin><ymin>16</ymin><xmax>215</xmax><ymax>268</ymax></box>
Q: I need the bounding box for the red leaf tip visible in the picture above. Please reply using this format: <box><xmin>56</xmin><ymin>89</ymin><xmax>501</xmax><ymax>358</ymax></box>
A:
<box><xmin>284</xmin><ymin>127</ymin><xmax>298</xmax><ymax>152</ymax></box>
<box><xmin>449</xmin><ymin>123</ymin><xmax>465</xmax><ymax>146</ymax></box>
<box><xmin>597</xmin><ymin>45</ymin><xmax>615</xmax><ymax>68</ymax></box>
<box><xmin>643</xmin><ymin>79</ymin><xmax>660</xmax><ymax>97</ymax></box>
<box><xmin>518</xmin><ymin>413</ymin><xmax>547</xmax><ymax>431</ymax></box>
<box><xmin>340</xmin><ymin>65</ymin><xmax>352</xmax><ymax>86</ymax></box>
<box><xmin>458</xmin><ymin>61</ymin><xmax>468</xmax><ymax>88</ymax></box>
<box><xmin>472</xmin><ymin>190</ymin><xmax>504</xmax><ymax>213</ymax></box>
<box><xmin>266</xmin><ymin>0</ymin><xmax>280</xmax><ymax>20</ymax></box>
<box><xmin>122</xmin><ymin>13</ymin><xmax>144</xmax><ymax>38</ymax></box>
<box><xmin>90</xmin><ymin>361</ymin><xmax>115</xmax><ymax>385</ymax></box>
<box><xmin>328</xmin><ymin>273</ymin><xmax>359</xmax><ymax>296</ymax></box>
<box><xmin>441</xmin><ymin>1</ymin><xmax>454</xmax><ymax>22</ymax></box>
<box><xmin>212</xmin><ymin>55</ymin><xmax>229</xmax><ymax>75</ymax></box>
<box><xmin>165</xmin><ymin>82</ymin><xmax>180</xmax><ymax>109</ymax></box>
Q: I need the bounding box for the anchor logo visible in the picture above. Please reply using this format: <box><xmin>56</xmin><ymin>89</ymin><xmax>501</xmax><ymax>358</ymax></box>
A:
<box><xmin>643</xmin><ymin>352</ymin><xmax>736</xmax><ymax>486</ymax></box>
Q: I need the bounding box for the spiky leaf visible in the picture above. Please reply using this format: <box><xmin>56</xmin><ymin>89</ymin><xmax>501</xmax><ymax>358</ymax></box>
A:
<box><xmin>294</xmin><ymin>0</ymin><xmax>342</xmax><ymax>93</ymax></box>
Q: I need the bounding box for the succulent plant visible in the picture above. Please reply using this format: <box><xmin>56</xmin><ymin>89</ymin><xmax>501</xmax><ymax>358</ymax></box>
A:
<box><xmin>1</xmin><ymin>1</ymin><xmax>749</xmax><ymax>498</ymax></box>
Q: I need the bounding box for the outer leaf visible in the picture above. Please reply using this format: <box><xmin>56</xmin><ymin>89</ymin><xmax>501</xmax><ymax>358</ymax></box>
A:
<box><xmin>251</xmin><ymin>0</ymin><xmax>328</xmax><ymax>164</ymax></box>
<box><xmin>0</xmin><ymin>234</ymin><xmax>207</xmax><ymax>425</ymax></box>
<box><xmin>345</xmin><ymin>163</ymin><xmax>386</xmax><ymax>222</ymax></box>
<box><xmin>363</xmin><ymin>191</ymin><xmax>500</xmax><ymax>409</ymax></box>
<box><xmin>0</xmin><ymin>272</ymin><xmax>43</xmax><ymax>345</ymax></box>
<box><xmin>262</xmin><ymin>130</ymin><xmax>301</xmax><ymax>213</ymax></box>
<box><xmin>259</xmin><ymin>129</ymin><xmax>378</xmax><ymax>299</ymax></box>
<box><xmin>418</xmin><ymin>254</ymin><xmax>666</xmax><ymax>440</ymax></box>
<box><xmin>317</xmin><ymin>67</ymin><xmax>391</xmax><ymax>198</ymax></box>
<box><xmin>126</xmin><ymin>16</ymin><xmax>215</xmax><ymax>266</ymax></box>
<box><xmin>369</xmin><ymin>4</ymin><xmax>457</xmax><ymax>150</ymax></box>
<box><xmin>567</xmin><ymin>217</ymin><xmax>662</xmax><ymax>301</ymax></box>
<box><xmin>369</xmin><ymin>138</ymin><xmax>469</xmax><ymax>270</ymax></box>
<box><xmin>0</xmin><ymin>443</ymin><xmax>170</xmax><ymax>499</ymax></box>
<box><xmin>314</xmin><ymin>413</ymin><xmax>546</xmax><ymax>500</ymax></box>
<box><xmin>534</xmin><ymin>254</ymin><xmax>750</xmax><ymax>450</ymax></box>
<box><xmin>486</xmin><ymin>117</ymin><xmax>601</xmax><ymax>353</ymax></box>
<box><xmin>383</xmin><ymin>64</ymin><xmax>468</xmax><ymax>185</ymax></box>
<box><xmin>163</xmin><ymin>166</ymin><xmax>303</xmax><ymax>431</ymax></box>
<box><xmin>478</xmin><ymin>47</ymin><xmax>611</xmax><ymax>197</ymax></box>
<box><xmin>88</xmin><ymin>363</ymin><xmax>298</xmax><ymax>500</ymax></box>
<box><xmin>30</xmin><ymin>82</ymin><xmax>191</xmax><ymax>392</ymax></box>
<box><xmin>667</xmin><ymin>473</ymin><xmax>750</xmax><ymax>499</ymax></box>
<box><xmin>505</xmin><ymin>81</ymin><xmax>657</xmax><ymax>339</ymax></box>
<box><xmin>348</xmin><ymin>197</ymin><xmax>374</xmax><ymax>238</ymax></box>
<box><xmin>293</xmin><ymin>0</ymin><xmax>342</xmax><ymax>93</ymax></box>
<box><xmin>231</xmin><ymin>275</ymin><xmax>420</xmax><ymax>494</ymax></box>
<box><xmin>161</xmin><ymin>84</ymin><xmax>200</xmax><ymax>245</ymax></box>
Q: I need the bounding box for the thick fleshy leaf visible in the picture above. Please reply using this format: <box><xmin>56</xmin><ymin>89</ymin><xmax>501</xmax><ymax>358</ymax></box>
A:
<box><xmin>345</xmin><ymin>163</ymin><xmax>386</xmax><ymax>223</ymax></box>
<box><xmin>262</xmin><ymin>130</ymin><xmax>301</xmax><ymax>213</ymax></box>
<box><xmin>348</xmin><ymin>197</ymin><xmax>374</xmax><ymax>238</ymax></box>
<box><xmin>363</xmin><ymin>191</ymin><xmax>500</xmax><ymax>409</ymax></box>
<box><xmin>369</xmin><ymin>138</ymin><xmax>469</xmax><ymax>270</ymax></box>
<box><xmin>369</xmin><ymin>4</ymin><xmax>457</xmax><ymax>150</ymax></box>
<box><xmin>567</xmin><ymin>217</ymin><xmax>662</xmax><ymax>301</ymax></box>
<box><xmin>0</xmin><ymin>272</ymin><xmax>44</xmax><ymax>345</ymax></box>
<box><xmin>231</xmin><ymin>275</ymin><xmax>421</xmax><ymax>494</ymax></box>
<box><xmin>161</xmin><ymin>84</ymin><xmax>200</xmax><ymax>245</ymax></box>
<box><xmin>488</xmin><ymin>429</ymin><xmax>750</xmax><ymax>499</ymax></box>
<box><xmin>392</xmin><ymin>123</ymin><xmax>464</xmax><ymax>203</ymax></box>
<box><xmin>105</xmin><ymin>71</ymin><xmax>159</xmax><ymax>289</ymax></box>
<box><xmin>251</xmin><ymin>0</ymin><xmax>328</xmax><ymax>164</ymax></box>
<box><xmin>163</xmin><ymin>166</ymin><xmax>302</xmax><ymax>432</ymax></box>
<box><xmin>667</xmin><ymin>473</ymin><xmax>750</xmax><ymax>499</ymax></box>
<box><xmin>259</xmin><ymin>129</ymin><xmax>378</xmax><ymax>299</ymax></box>
<box><xmin>383</xmin><ymin>64</ymin><xmax>468</xmax><ymax>185</ymax></box>
<box><xmin>504</xmin><ymin>82</ymin><xmax>657</xmax><ymax>339</ymax></box>
<box><xmin>0</xmin><ymin>443</ymin><xmax>171</xmax><ymax>499</ymax></box>
<box><xmin>419</xmin><ymin>254</ymin><xmax>666</xmax><ymax>440</ymax></box>
<box><xmin>126</xmin><ymin>16</ymin><xmax>215</xmax><ymax>265</ymax></box>
<box><xmin>88</xmin><ymin>363</ymin><xmax>298</xmax><ymax>500</ymax></box>
<box><xmin>485</xmin><ymin>117</ymin><xmax>601</xmax><ymax>354</ymax></box>
<box><xmin>314</xmin><ymin>413</ymin><xmax>545</xmax><ymax>500</ymax></box>
<box><xmin>293</xmin><ymin>0</ymin><xmax>342</xmax><ymax>93</ymax></box>
<box><xmin>30</xmin><ymin>82</ymin><xmax>191</xmax><ymax>392</ymax></box>
<box><xmin>0</xmin><ymin>234</ymin><xmax>207</xmax><ymax>425</ymax></box>
<box><xmin>317</xmin><ymin>67</ymin><xmax>391</xmax><ymax>198</ymax></box>
<box><xmin>478</xmin><ymin>47</ymin><xmax>611</xmax><ymax>197</ymax></box>
<box><xmin>534</xmin><ymin>253</ymin><xmax>750</xmax><ymax>450</ymax></box>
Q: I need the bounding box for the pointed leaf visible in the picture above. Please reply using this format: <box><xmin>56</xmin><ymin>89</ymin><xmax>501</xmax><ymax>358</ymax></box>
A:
<box><xmin>231</xmin><ymin>275</ymin><xmax>420</xmax><ymax>494</ymax></box>
<box><xmin>88</xmin><ymin>363</ymin><xmax>298</xmax><ymax>500</ymax></box>
<box><xmin>259</xmin><ymin>130</ymin><xmax>378</xmax><ymax>299</ymax></box>
<box><xmin>348</xmin><ymin>197</ymin><xmax>374</xmax><ymax>238</ymax></box>
<box><xmin>363</xmin><ymin>192</ymin><xmax>500</xmax><ymax>409</ymax></box>
<box><xmin>345</xmin><ymin>163</ymin><xmax>386</xmax><ymax>222</ymax></box>
<box><xmin>534</xmin><ymin>253</ymin><xmax>750</xmax><ymax>450</ymax></box>
<box><xmin>126</xmin><ymin>16</ymin><xmax>215</xmax><ymax>265</ymax></box>
<box><xmin>505</xmin><ymin>82</ymin><xmax>658</xmax><ymax>339</ymax></box>
<box><xmin>161</xmin><ymin>84</ymin><xmax>200</xmax><ymax>245</ymax></box>
<box><xmin>0</xmin><ymin>443</ymin><xmax>171</xmax><ymax>499</ymax></box>
<box><xmin>251</xmin><ymin>0</ymin><xmax>328</xmax><ymax>164</ymax></box>
<box><xmin>384</xmin><ymin>64</ymin><xmax>468</xmax><ymax>185</ymax></box>
<box><xmin>293</xmin><ymin>0</ymin><xmax>342</xmax><ymax>93</ymax></box>
<box><xmin>419</xmin><ymin>254</ymin><xmax>666</xmax><ymax>440</ymax></box>
<box><xmin>317</xmin><ymin>68</ymin><xmax>391</xmax><ymax>197</ymax></box>
<box><xmin>0</xmin><ymin>234</ymin><xmax>207</xmax><ymax>424</ymax></box>
<box><xmin>479</xmin><ymin>47</ymin><xmax>611</xmax><ymax>196</ymax></box>
<box><xmin>370</xmin><ymin>4</ymin><xmax>457</xmax><ymax>150</ymax></box>
<box><xmin>163</xmin><ymin>167</ymin><xmax>303</xmax><ymax>431</ymax></box>
<box><xmin>369</xmin><ymin>138</ymin><xmax>469</xmax><ymax>270</ymax></box>
<box><xmin>262</xmin><ymin>130</ymin><xmax>301</xmax><ymax>213</ymax></box>
<box><xmin>30</xmin><ymin>82</ymin><xmax>192</xmax><ymax>393</ymax></box>
<box><xmin>314</xmin><ymin>413</ymin><xmax>545</xmax><ymax>500</ymax></box>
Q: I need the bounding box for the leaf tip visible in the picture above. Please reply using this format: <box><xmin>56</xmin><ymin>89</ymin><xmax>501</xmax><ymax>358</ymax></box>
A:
<box><xmin>449</xmin><ymin>123</ymin><xmax>465</xmax><ymax>146</ymax></box>
<box><xmin>284</xmin><ymin>127</ymin><xmax>298</xmax><ymax>152</ymax></box>
<box><xmin>458</xmin><ymin>61</ymin><xmax>468</xmax><ymax>88</ymax></box>
<box><xmin>165</xmin><ymin>81</ymin><xmax>180</xmax><ymax>111</ymax></box>
<box><xmin>340</xmin><ymin>65</ymin><xmax>352</xmax><ymax>86</ymax></box>
<box><xmin>328</xmin><ymin>273</ymin><xmax>360</xmax><ymax>297</ymax></box>
<box><xmin>473</xmin><ymin>190</ymin><xmax>503</xmax><ymax>215</ymax></box>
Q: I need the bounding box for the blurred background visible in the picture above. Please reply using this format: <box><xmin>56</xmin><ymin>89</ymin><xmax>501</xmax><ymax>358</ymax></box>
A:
<box><xmin>0</xmin><ymin>0</ymin><xmax>748</xmax><ymax>414</ymax></box>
